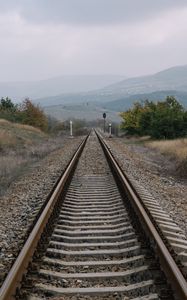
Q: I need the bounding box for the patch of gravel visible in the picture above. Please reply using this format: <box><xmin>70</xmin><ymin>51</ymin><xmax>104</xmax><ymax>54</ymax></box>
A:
<box><xmin>0</xmin><ymin>136</ymin><xmax>83</xmax><ymax>286</ymax></box>
<box><xmin>74</xmin><ymin>132</ymin><xmax>111</xmax><ymax>177</ymax></box>
<box><xmin>105</xmin><ymin>137</ymin><xmax>187</xmax><ymax>237</ymax></box>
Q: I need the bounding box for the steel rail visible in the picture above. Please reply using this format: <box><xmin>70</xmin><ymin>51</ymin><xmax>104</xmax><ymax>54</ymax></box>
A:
<box><xmin>0</xmin><ymin>135</ymin><xmax>88</xmax><ymax>300</ymax></box>
<box><xmin>96</xmin><ymin>130</ymin><xmax>187</xmax><ymax>300</ymax></box>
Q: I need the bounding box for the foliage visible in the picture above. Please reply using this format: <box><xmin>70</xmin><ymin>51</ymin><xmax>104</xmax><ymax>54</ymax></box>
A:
<box><xmin>18</xmin><ymin>99</ymin><xmax>48</xmax><ymax>131</ymax></box>
<box><xmin>0</xmin><ymin>97</ymin><xmax>16</xmax><ymax>111</ymax></box>
<box><xmin>120</xmin><ymin>96</ymin><xmax>187</xmax><ymax>139</ymax></box>
<box><xmin>0</xmin><ymin>97</ymin><xmax>18</xmax><ymax>122</ymax></box>
<box><xmin>0</xmin><ymin>97</ymin><xmax>48</xmax><ymax>131</ymax></box>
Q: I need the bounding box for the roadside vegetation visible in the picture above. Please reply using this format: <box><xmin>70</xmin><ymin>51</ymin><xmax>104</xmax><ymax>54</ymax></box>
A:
<box><xmin>120</xmin><ymin>96</ymin><xmax>187</xmax><ymax>139</ymax></box>
<box><xmin>0</xmin><ymin>97</ymin><xmax>48</xmax><ymax>131</ymax></box>
<box><xmin>120</xmin><ymin>96</ymin><xmax>187</xmax><ymax>177</ymax></box>
<box><xmin>0</xmin><ymin>97</ymin><xmax>88</xmax><ymax>195</ymax></box>
<box><xmin>0</xmin><ymin>118</ymin><xmax>70</xmax><ymax>195</ymax></box>
<box><xmin>146</xmin><ymin>138</ymin><xmax>187</xmax><ymax>177</ymax></box>
<box><xmin>0</xmin><ymin>97</ymin><xmax>91</xmax><ymax>135</ymax></box>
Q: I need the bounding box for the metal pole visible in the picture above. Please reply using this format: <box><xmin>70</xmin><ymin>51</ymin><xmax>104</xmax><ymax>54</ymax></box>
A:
<box><xmin>70</xmin><ymin>120</ymin><xmax>73</xmax><ymax>137</ymax></box>
<box><xmin>109</xmin><ymin>123</ymin><xmax>112</xmax><ymax>137</ymax></box>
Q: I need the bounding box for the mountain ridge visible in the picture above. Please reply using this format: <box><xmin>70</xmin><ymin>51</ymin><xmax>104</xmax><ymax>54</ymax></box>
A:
<box><xmin>102</xmin><ymin>90</ymin><xmax>187</xmax><ymax>111</ymax></box>
<box><xmin>101</xmin><ymin>65</ymin><xmax>187</xmax><ymax>95</ymax></box>
<box><xmin>35</xmin><ymin>65</ymin><xmax>187</xmax><ymax>108</ymax></box>
<box><xmin>0</xmin><ymin>75</ymin><xmax>125</xmax><ymax>101</ymax></box>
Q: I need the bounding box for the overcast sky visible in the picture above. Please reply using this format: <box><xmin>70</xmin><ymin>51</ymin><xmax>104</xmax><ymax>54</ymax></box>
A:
<box><xmin>1</xmin><ymin>0</ymin><xmax>187</xmax><ymax>81</ymax></box>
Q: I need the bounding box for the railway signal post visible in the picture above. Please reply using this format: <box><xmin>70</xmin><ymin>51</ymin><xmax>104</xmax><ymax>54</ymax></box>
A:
<box><xmin>103</xmin><ymin>112</ymin><xmax>106</xmax><ymax>133</ymax></box>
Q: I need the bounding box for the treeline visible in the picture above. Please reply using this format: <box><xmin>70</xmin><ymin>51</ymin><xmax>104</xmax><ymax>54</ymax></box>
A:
<box><xmin>0</xmin><ymin>97</ymin><xmax>52</xmax><ymax>132</ymax></box>
<box><xmin>0</xmin><ymin>97</ymin><xmax>89</xmax><ymax>135</ymax></box>
<box><xmin>120</xmin><ymin>96</ymin><xmax>187</xmax><ymax>139</ymax></box>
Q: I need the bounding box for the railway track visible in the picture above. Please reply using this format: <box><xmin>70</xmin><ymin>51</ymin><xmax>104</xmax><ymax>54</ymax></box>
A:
<box><xmin>0</xmin><ymin>131</ymin><xmax>187</xmax><ymax>300</ymax></box>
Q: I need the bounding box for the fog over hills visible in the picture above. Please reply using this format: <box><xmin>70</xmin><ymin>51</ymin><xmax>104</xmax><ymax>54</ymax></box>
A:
<box><xmin>0</xmin><ymin>75</ymin><xmax>125</xmax><ymax>101</ymax></box>
<box><xmin>1</xmin><ymin>65</ymin><xmax>187</xmax><ymax>122</ymax></box>
<box><xmin>103</xmin><ymin>90</ymin><xmax>187</xmax><ymax>112</ymax></box>
<box><xmin>103</xmin><ymin>65</ymin><xmax>187</xmax><ymax>96</ymax></box>
<box><xmin>44</xmin><ymin>103</ymin><xmax>122</xmax><ymax>123</ymax></box>
<box><xmin>40</xmin><ymin>65</ymin><xmax>187</xmax><ymax>123</ymax></box>
<box><xmin>35</xmin><ymin>65</ymin><xmax>187</xmax><ymax>108</ymax></box>
<box><xmin>43</xmin><ymin>89</ymin><xmax>187</xmax><ymax>123</ymax></box>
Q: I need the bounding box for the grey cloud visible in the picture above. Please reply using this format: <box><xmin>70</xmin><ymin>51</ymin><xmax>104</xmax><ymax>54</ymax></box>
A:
<box><xmin>0</xmin><ymin>0</ymin><xmax>187</xmax><ymax>25</ymax></box>
<box><xmin>0</xmin><ymin>0</ymin><xmax>187</xmax><ymax>82</ymax></box>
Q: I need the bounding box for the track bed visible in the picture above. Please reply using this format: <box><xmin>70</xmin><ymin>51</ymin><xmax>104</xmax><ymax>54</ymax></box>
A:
<box><xmin>1</xmin><ymin>131</ymin><xmax>186</xmax><ymax>300</ymax></box>
<box><xmin>22</xmin><ymin>133</ymin><xmax>169</xmax><ymax>300</ymax></box>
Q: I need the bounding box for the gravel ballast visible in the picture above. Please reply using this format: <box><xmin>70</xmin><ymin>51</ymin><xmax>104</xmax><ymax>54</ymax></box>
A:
<box><xmin>104</xmin><ymin>137</ymin><xmax>187</xmax><ymax>238</ymax></box>
<box><xmin>0</xmin><ymin>136</ymin><xmax>83</xmax><ymax>286</ymax></box>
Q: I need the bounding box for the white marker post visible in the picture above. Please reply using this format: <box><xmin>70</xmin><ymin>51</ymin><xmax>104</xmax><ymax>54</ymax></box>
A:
<box><xmin>70</xmin><ymin>120</ymin><xmax>73</xmax><ymax>137</ymax></box>
<box><xmin>109</xmin><ymin>123</ymin><xmax>112</xmax><ymax>138</ymax></box>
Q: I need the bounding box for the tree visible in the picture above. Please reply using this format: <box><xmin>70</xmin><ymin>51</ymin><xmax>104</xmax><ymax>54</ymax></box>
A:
<box><xmin>120</xmin><ymin>97</ymin><xmax>187</xmax><ymax>139</ymax></box>
<box><xmin>19</xmin><ymin>99</ymin><xmax>48</xmax><ymax>131</ymax></box>
<box><xmin>0</xmin><ymin>97</ymin><xmax>49</xmax><ymax>131</ymax></box>
<box><xmin>150</xmin><ymin>97</ymin><xmax>185</xmax><ymax>139</ymax></box>
<box><xmin>0</xmin><ymin>97</ymin><xmax>18</xmax><ymax>122</ymax></box>
<box><xmin>0</xmin><ymin>97</ymin><xmax>16</xmax><ymax>111</ymax></box>
<box><xmin>120</xmin><ymin>102</ymin><xmax>144</xmax><ymax>135</ymax></box>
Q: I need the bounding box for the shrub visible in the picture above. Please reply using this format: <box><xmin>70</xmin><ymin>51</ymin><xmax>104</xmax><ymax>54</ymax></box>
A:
<box><xmin>0</xmin><ymin>97</ymin><xmax>48</xmax><ymax>131</ymax></box>
<box><xmin>18</xmin><ymin>99</ymin><xmax>48</xmax><ymax>131</ymax></box>
<box><xmin>120</xmin><ymin>97</ymin><xmax>187</xmax><ymax>139</ymax></box>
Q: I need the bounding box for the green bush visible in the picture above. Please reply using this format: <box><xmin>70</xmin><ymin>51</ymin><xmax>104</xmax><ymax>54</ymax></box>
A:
<box><xmin>120</xmin><ymin>96</ymin><xmax>187</xmax><ymax>139</ymax></box>
<box><xmin>0</xmin><ymin>97</ymin><xmax>48</xmax><ymax>131</ymax></box>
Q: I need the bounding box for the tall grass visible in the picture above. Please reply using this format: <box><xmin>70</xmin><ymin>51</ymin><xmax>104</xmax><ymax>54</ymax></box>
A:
<box><xmin>0</xmin><ymin>130</ymin><xmax>17</xmax><ymax>147</ymax></box>
<box><xmin>147</xmin><ymin>138</ymin><xmax>187</xmax><ymax>176</ymax></box>
<box><xmin>147</xmin><ymin>139</ymin><xmax>187</xmax><ymax>160</ymax></box>
<box><xmin>0</xmin><ymin>119</ymin><xmax>66</xmax><ymax>195</ymax></box>
<box><xmin>13</xmin><ymin>123</ymin><xmax>44</xmax><ymax>133</ymax></box>
<box><xmin>0</xmin><ymin>119</ymin><xmax>10</xmax><ymax>124</ymax></box>
<box><xmin>0</xmin><ymin>137</ymin><xmax>67</xmax><ymax>195</ymax></box>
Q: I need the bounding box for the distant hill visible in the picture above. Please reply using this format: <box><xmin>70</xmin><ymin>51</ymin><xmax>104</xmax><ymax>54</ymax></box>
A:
<box><xmin>44</xmin><ymin>103</ymin><xmax>122</xmax><ymax>123</ymax></box>
<box><xmin>38</xmin><ymin>66</ymin><xmax>187</xmax><ymax>122</ymax></box>
<box><xmin>0</xmin><ymin>75</ymin><xmax>125</xmax><ymax>101</ymax></box>
<box><xmin>2</xmin><ymin>65</ymin><xmax>187</xmax><ymax>122</ymax></box>
<box><xmin>101</xmin><ymin>65</ymin><xmax>187</xmax><ymax>97</ymax></box>
<box><xmin>44</xmin><ymin>90</ymin><xmax>187</xmax><ymax>122</ymax></box>
<box><xmin>36</xmin><ymin>65</ymin><xmax>187</xmax><ymax>108</ymax></box>
<box><xmin>102</xmin><ymin>90</ymin><xmax>187</xmax><ymax>112</ymax></box>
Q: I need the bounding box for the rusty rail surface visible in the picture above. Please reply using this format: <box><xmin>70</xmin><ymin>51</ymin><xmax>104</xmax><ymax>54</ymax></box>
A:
<box><xmin>0</xmin><ymin>135</ymin><xmax>88</xmax><ymax>300</ymax></box>
<box><xmin>96</xmin><ymin>130</ymin><xmax>187</xmax><ymax>300</ymax></box>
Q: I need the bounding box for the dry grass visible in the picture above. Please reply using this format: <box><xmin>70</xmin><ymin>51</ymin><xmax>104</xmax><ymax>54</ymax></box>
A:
<box><xmin>146</xmin><ymin>138</ymin><xmax>187</xmax><ymax>176</ymax></box>
<box><xmin>147</xmin><ymin>139</ymin><xmax>187</xmax><ymax>161</ymax></box>
<box><xmin>0</xmin><ymin>129</ymin><xmax>17</xmax><ymax>147</ymax></box>
<box><xmin>0</xmin><ymin>118</ymin><xmax>46</xmax><ymax>150</ymax></box>
<box><xmin>13</xmin><ymin>123</ymin><xmax>44</xmax><ymax>134</ymax></box>
<box><xmin>0</xmin><ymin>118</ymin><xmax>44</xmax><ymax>134</ymax></box>
<box><xmin>0</xmin><ymin>155</ymin><xmax>28</xmax><ymax>192</ymax></box>
<box><xmin>123</xmin><ymin>135</ymin><xmax>151</xmax><ymax>145</ymax></box>
<box><xmin>0</xmin><ymin>119</ymin><xmax>10</xmax><ymax>124</ymax></box>
<box><xmin>0</xmin><ymin>119</ymin><xmax>66</xmax><ymax>195</ymax></box>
